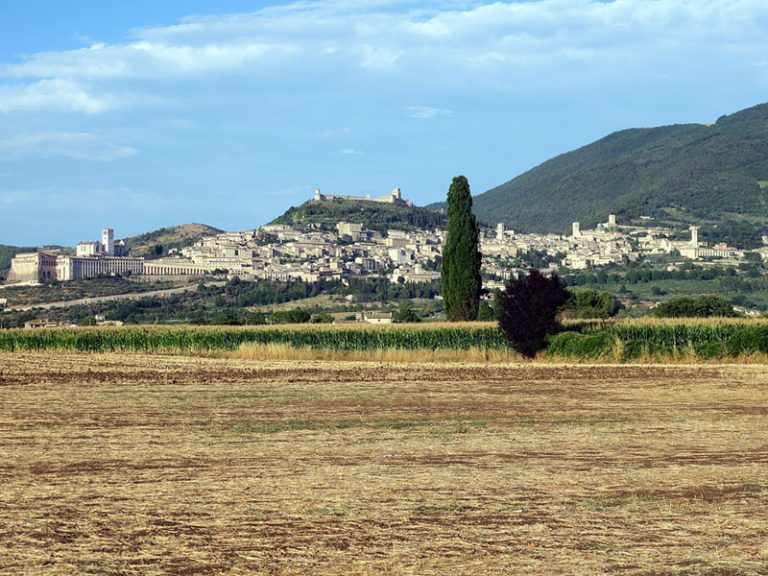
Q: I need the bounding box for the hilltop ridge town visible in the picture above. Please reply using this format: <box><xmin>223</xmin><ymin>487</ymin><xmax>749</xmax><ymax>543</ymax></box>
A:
<box><xmin>5</xmin><ymin>189</ymin><xmax>764</xmax><ymax>287</ymax></box>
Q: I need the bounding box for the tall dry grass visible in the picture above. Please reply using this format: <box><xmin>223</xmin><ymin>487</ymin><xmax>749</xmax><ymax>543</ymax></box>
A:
<box><xmin>227</xmin><ymin>342</ymin><xmax>520</xmax><ymax>363</ymax></box>
<box><xmin>226</xmin><ymin>341</ymin><xmax>768</xmax><ymax>365</ymax></box>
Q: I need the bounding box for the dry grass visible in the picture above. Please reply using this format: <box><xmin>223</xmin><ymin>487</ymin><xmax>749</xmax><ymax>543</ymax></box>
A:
<box><xmin>1</xmin><ymin>352</ymin><xmax>767</xmax><ymax>574</ymax></box>
<box><xmin>225</xmin><ymin>342</ymin><xmax>768</xmax><ymax>365</ymax></box>
<box><xmin>227</xmin><ymin>342</ymin><xmax>520</xmax><ymax>363</ymax></box>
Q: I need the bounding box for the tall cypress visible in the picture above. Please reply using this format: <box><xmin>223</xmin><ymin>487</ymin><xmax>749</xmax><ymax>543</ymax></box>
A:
<box><xmin>441</xmin><ymin>175</ymin><xmax>482</xmax><ymax>321</ymax></box>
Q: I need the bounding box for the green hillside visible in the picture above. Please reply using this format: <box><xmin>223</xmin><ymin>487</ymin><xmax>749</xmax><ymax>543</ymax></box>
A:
<box><xmin>271</xmin><ymin>198</ymin><xmax>446</xmax><ymax>233</ymax></box>
<box><xmin>468</xmin><ymin>103</ymin><xmax>768</xmax><ymax>234</ymax></box>
<box><xmin>125</xmin><ymin>223</ymin><xmax>223</xmax><ymax>258</ymax></box>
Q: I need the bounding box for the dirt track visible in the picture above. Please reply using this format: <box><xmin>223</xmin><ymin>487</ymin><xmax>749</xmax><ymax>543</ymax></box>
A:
<box><xmin>1</xmin><ymin>353</ymin><xmax>767</xmax><ymax>574</ymax></box>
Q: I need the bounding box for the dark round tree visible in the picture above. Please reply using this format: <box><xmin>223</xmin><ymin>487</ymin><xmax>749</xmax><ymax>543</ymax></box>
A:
<box><xmin>497</xmin><ymin>269</ymin><xmax>570</xmax><ymax>358</ymax></box>
<box><xmin>441</xmin><ymin>175</ymin><xmax>482</xmax><ymax>321</ymax></box>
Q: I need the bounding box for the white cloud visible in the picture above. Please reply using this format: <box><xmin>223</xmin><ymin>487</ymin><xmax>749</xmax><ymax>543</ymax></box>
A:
<box><xmin>407</xmin><ymin>105</ymin><xmax>453</xmax><ymax>119</ymax></box>
<box><xmin>0</xmin><ymin>132</ymin><xmax>137</xmax><ymax>161</ymax></box>
<box><xmin>0</xmin><ymin>79</ymin><xmax>112</xmax><ymax>114</ymax></box>
<box><xmin>3</xmin><ymin>41</ymin><xmax>299</xmax><ymax>81</ymax></box>
<box><xmin>0</xmin><ymin>0</ymin><xmax>767</xmax><ymax>113</ymax></box>
<box><xmin>357</xmin><ymin>45</ymin><xmax>405</xmax><ymax>70</ymax></box>
<box><xmin>340</xmin><ymin>148</ymin><xmax>362</xmax><ymax>155</ymax></box>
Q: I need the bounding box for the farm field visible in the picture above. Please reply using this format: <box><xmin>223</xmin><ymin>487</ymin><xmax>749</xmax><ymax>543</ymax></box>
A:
<box><xmin>1</xmin><ymin>352</ymin><xmax>767</xmax><ymax>574</ymax></box>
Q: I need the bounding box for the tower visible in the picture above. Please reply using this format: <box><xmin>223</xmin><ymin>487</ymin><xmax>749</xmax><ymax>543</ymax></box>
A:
<box><xmin>101</xmin><ymin>228</ymin><xmax>114</xmax><ymax>256</ymax></box>
<box><xmin>313</xmin><ymin>188</ymin><xmax>323</xmax><ymax>202</ymax></box>
<box><xmin>690</xmin><ymin>225</ymin><xmax>699</xmax><ymax>248</ymax></box>
<box><xmin>608</xmin><ymin>214</ymin><xmax>617</xmax><ymax>227</ymax></box>
<box><xmin>496</xmin><ymin>223</ymin><xmax>505</xmax><ymax>240</ymax></box>
<box><xmin>572</xmin><ymin>222</ymin><xmax>581</xmax><ymax>238</ymax></box>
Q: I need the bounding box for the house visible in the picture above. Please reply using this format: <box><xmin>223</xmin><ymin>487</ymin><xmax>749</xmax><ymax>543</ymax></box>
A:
<box><xmin>356</xmin><ymin>311</ymin><xmax>394</xmax><ymax>325</ymax></box>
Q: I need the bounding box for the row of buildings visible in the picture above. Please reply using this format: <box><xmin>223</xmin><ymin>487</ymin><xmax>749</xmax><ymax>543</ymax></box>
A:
<box><xmin>4</xmin><ymin>213</ymin><xmax>761</xmax><ymax>286</ymax></box>
<box><xmin>6</xmin><ymin>229</ymin><xmax>145</xmax><ymax>283</ymax></box>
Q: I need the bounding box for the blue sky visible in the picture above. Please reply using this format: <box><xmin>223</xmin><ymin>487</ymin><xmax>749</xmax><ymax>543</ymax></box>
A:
<box><xmin>1</xmin><ymin>0</ymin><xmax>767</xmax><ymax>245</ymax></box>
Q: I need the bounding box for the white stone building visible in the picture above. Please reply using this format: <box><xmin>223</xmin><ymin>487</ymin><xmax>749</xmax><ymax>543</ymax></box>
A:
<box><xmin>6</xmin><ymin>228</ymin><xmax>142</xmax><ymax>283</ymax></box>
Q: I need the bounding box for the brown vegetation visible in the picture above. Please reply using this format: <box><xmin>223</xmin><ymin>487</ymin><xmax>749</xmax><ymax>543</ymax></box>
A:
<box><xmin>1</xmin><ymin>352</ymin><xmax>767</xmax><ymax>574</ymax></box>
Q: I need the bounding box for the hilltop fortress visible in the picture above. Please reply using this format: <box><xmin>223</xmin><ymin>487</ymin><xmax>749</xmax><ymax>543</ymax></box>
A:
<box><xmin>312</xmin><ymin>187</ymin><xmax>413</xmax><ymax>207</ymax></box>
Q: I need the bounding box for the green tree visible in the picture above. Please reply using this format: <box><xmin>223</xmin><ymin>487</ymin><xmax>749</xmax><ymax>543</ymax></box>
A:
<box><xmin>653</xmin><ymin>295</ymin><xmax>737</xmax><ymax>318</ymax></box>
<box><xmin>441</xmin><ymin>175</ymin><xmax>482</xmax><ymax>321</ymax></box>
<box><xmin>394</xmin><ymin>300</ymin><xmax>421</xmax><ymax>323</ymax></box>
<box><xmin>477</xmin><ymin>301</ymin><xmax>498</xmax><ymax>321</ymax></box>
<box><xmin>270</xmin><ymin>308</ymin><xmax>312</xmax><ymax>324</ymax></box>
<box><xmin>564</xmin><ymin>289</ymin><xmax>622</xmax><ymax>319</ymax></box>
<box><xmin>310</xmin><ymin>312</ymin><xmax>335</xmax><ymax>324</ymax></box>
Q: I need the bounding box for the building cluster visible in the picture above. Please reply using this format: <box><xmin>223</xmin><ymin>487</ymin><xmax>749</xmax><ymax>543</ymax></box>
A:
<box><xmin>5</xmin><ymin>213</ymin><xmax>762</xmax><ymax>286</ymax></box>
<box><xmin>6</xmin><ymin>229</ymin><xmax>144</xmax><ymax>284</ymax></box>
<box><xmin>166</xmin><ymin>223</ymin><xmax>443</xmax><ymax>283</ymax></box>
<box><xmin>482</xmin><ymin>216</ymin><xmax>753</xmax><ymax>281</ymax></box>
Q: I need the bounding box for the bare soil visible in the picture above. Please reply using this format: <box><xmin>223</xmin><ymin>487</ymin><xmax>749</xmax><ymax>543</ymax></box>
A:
<box><xmin>1</xmin><ymin>353</ymin><xmax>766</xmax><ymax>575</ymax></box>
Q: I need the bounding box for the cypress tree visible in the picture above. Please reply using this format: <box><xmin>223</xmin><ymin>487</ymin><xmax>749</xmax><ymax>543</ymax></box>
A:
<box><xmin>441</xmin><ymin>175</ymin><xmax>482</xmax><ymax>321</ymax></box>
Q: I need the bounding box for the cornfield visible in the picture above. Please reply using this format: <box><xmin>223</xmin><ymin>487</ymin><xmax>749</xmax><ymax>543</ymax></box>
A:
<box><xmin>4</xmin><ymin>320</ymin><xmax>768</xmax><ymax>360</ymax></box>
<box><xmin>0</xmin><ymin>324</ymin><xmax>508</xmax><ymax>353</ymax></box>
<box><xmin>550</xmin><ymin>321</ymin><xmax>768</xmax><ymax>360</ymax></box>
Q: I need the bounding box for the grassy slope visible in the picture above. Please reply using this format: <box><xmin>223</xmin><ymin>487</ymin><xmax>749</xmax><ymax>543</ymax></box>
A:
<box><xmin>0</xmin><ymin>277</ymin><xmax>177</xmax><ymax>307</ymax></box>
<box><xmin>463</xmin><ymin>103</ymin><xmax>768</xmax><ymax>232</ymax></box>
<box><xmin>125</xmin><ymin>223</ymin><xmax>224</xmax><ymax>257</ymax></box>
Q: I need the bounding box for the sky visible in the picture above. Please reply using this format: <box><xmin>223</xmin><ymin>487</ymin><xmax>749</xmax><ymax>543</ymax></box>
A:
<box><xmin>1</xmin><ymin>0</ymin><xmax>767</xmax><ymax>246</ymax></box>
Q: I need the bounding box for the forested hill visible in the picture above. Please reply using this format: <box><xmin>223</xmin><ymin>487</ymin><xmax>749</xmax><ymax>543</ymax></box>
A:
<box><xmin>270</xmin><ymin>198</ymin><xmax>447</xmax><ymax>233</ymax></box>
<box><xmin>467</xmin><ymin>103</ymin><xmax>768</xmax><ymax>233</ymax></box>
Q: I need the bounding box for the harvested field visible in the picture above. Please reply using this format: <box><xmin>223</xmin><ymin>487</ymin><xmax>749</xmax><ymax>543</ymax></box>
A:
<box><xmin>1</xmin><ymin>352</ymin><xmax>767</xmax><ymax>575</ymax></box>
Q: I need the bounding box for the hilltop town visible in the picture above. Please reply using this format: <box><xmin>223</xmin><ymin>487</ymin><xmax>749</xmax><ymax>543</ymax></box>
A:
<box><xmin>5</xmin><ymin>189</ymin><xmax>763</xmax><ymax>289</ymax></box>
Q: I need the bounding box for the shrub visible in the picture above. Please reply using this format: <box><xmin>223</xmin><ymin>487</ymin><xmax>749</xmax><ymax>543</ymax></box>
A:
<box><xmin>497</xmin><ymin>269</ymin><xmax>570</xmax><ymax>358</ymax></box>
<box><xmin>653</xmin><ymin>295</ymin><xmax>737</xmax><ymax>318</ymax></box>
<box><xmin>546</xmin><ymin>331</ymin><xmax>616</xmax><ymax>358</ymax></box>
<box><xmin>477</xmin><ymin>300</ymin><xmax>498</xmax><ymax>321</ymax></box>
<box><xmin>270</xmin><ymin>308</ymin><xmax>312</xmax><ymax>324</ymax></box>
<box><xmin>243</xmin><ymin>311</ymin><xmax>268</xmax><ymax>325</ymax></box>
<box><xmin>563</xmin><ymin>289</ymin><xmax>622</xmax><ymax>319</ymax></box>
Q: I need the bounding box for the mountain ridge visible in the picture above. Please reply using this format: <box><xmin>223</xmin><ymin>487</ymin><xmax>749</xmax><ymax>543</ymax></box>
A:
<box><xmin>436</xmin><ymin>103</ymin><xmax>768</xmax><ymax>234</ymax></box>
